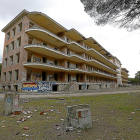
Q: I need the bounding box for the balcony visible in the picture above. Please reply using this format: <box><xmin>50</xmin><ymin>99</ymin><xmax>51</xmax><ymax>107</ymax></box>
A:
<box><xmin>25</xmin><ymin>27</ymin><xmax>118</xmax><ymax>70</ymax></box>
<box><xmin>25</xmin><ymin>27</ymin><xmax>67</xmax><ymax>47</ymax></box>
<box><xmin>67</xmin><ymin>41</ymin><xmax>118</xmax><ymax>69</ymax></box>
<box><xmin>122</xmin><ymin>78</ymin><xmax>128</xmax><ymax>82</ymax></box>
<box><xmin>23</xmin><ymin>62</ymin><xmax>117</xmax><ymax>79</ymax></box>
<box><xmin>121</xmin><ymin>70</ymin><xmax>129</xmax><ymax>76</ymax></box>
<box><xmin>121</xmin><ymin>74</ymin><xmax>128</xmax><ymax>79</ymax></box>
<box><xmin>24</xmin><ymin>44</ymin><xmax>117</xmax><ymax>74</ymax></box>
<box><xmin>27</xmin><ymin>12</ymin><xmax>67</xmax><ymax>34</ymax></box>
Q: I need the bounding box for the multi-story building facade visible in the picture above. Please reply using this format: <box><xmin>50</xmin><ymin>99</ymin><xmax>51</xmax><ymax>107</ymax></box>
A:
<box><xmin>121</xmin><ymin>68</ymin><xmax>129</xmax><ymax>84</ymax></box>
<box><xmin>0</xmin><ymin>10</ymin><xmax>129</xmax><ymax>92</ymax></box>
<box><xmin>110</xmin><ymin>57</ymin><xmax>122</xmax><ymax>85</ymax></box>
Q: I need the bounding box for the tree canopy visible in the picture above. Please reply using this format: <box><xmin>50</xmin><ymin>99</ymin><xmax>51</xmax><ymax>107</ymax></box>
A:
<box><xmin>129</xmin><ymin>71</ymin><xmax>140</xmax><ymax>85</ymax></box>
<box><xmin>135</xmin><ymin>71</ymin><xmax>140</xmax><ymax>84</ymax></box>
<box><xmin>80</xmin><ymin>0</ymin><xmax>140</xmax><ymax>31</ymax></box>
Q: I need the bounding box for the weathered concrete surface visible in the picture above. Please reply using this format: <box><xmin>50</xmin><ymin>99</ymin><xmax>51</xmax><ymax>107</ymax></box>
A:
<box><xmin>4</xmin><ymin>93</ymin><xmax>20</xmax><ymax>115</ymax></box>
<box><xmin>66</xmin><ymin>104</ymin><xmax>92</xmax><ymax>129</ymax></box>
<box><xmin>0</xmin><ymin>89</ymin><xmax>140</xmax><ymax>100</ymax></box>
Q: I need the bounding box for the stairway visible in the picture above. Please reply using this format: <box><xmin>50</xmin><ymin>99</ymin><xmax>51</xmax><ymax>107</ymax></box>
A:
<box><xmin>63</xmin><ymin>82</ymin><xmax>76</xmax><ymax>91</ymax></box>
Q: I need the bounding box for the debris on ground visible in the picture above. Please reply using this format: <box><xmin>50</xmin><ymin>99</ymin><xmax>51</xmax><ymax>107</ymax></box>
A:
<box><xmin>22</xmin><ymin>134</ymin><xmax>29</xmax><ymax>137</ymax></box>
<box><xmin>1</xmin><ymin>120</ymin><xmax>8</xmax><ymax>123</ymax></box>
<box><xmin>23</xmin><ymin>126</ymin><xmax>29</xmax><ymax>130</ymax></box>
<box><xmin>57</xmin><ymin>133</ymin><xmax>61</xmax><ymax>136</ymax></box>
<box><xmin>66</xmin><ymin>126</ymin><xmax>74</xmax><ymax>131</ymax></box>
<box><xmin>40</xmin><ymin>111</ymin><xmax>44</xmax><ymax>115</ymax></box>
<box><xmin>22</xmin><ymin>100</ymin><xmax>30</xmax><ymax>103</ymax></box>
<box><xmin>131</xmin><ymin>112</ymin><xmax>135</xmax><ymax>114</ymax></box>
<box><xmin>60</xmin><ymin>119</ymin><xmax>64</xmax><ymax>121</ymax></box>
<box><xmin>129</xmin><ymin>118</ymin><xmax>133</xmax><ymax>120</ymax></box>
<box><xmin>16</xmin><ymin>132</ymin><xmax>20</xmax><ymax>135</ymax></box>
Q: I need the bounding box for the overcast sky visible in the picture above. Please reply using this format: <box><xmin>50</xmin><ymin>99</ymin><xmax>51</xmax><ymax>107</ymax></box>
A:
<box><xmin>0</xmin><ymin>0</ymin><xmax>139</xmax><ymax>78</ymax></box>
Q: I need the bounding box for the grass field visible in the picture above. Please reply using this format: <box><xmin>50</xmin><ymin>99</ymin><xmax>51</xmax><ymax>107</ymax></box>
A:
<box><xmin>0</xmin><ymin>93</ymin><xmax>140</xmax><ymax>140</ymax></box>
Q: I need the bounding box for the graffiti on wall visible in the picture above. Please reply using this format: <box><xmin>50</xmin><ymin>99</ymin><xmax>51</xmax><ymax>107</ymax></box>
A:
<box><xmin>83</xmin><ymin>83</ymin><xmax>86</xmax><ymax>89</ymax></box>
<box><xmin>22</xmin><ymin>82</ymin><xmax>56</xmax><ymax>92</ymax></box>
<box><xmin>22</xmin><ymin>82</ymin><xmax>38</xmax><ymax>91</ymax></box>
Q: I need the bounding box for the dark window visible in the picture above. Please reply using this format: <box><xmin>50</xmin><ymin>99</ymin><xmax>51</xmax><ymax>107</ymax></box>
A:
<box><xmin>5</xmin><ymin>45</ymin><xmax>9</xmax><ymax>54</ymax></box>
<box><xmin>42</xmin><ymin>72</ymin><xmax>47</xmax><ymax>81</ymax></box>
<box><xmin>15</xmin><ymin>69</ymin><xmax>19</xmax><ymax>80</ymax></box>
<box><xmin>28</xmin><ymin>37</ymin><xmax>34</xmax><ymax>44</ymax></box>
<box><xmin>67</xmin><ymin>62</ymin><xmax>70</xmax><ymax>68</ymax></box>
<box><xmin>54</xmin><ymin>73</ymin><xmax>58</xmax><ymax>81</ymax></box>
<box><xmin>54</xmin><ymin>60</ymin><xmax>58</xmax><ymax>65</ymax></box>
<box><xmin>43</xmin><ymin>42</ymin><xmax>47</xmax><ymax>46</ymax></box>
<box><xmin>43</xmin><ymin>57</ymin><xmax>47</xmax><ymax>63</ymax></box>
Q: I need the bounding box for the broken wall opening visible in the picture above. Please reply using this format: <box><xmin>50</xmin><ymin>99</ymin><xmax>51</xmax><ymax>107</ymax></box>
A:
<box><xmin>7</xmin><ymin>85</ymin><xmax>11</xmax><ymax>91</ymax></box>
<box><xmin>2</xmin><ymin>86</ymin><xmax>5</xmax><ymax>91</ymax></box>
<box><xmin>27</xmin><ymin>69</ymin><xmax>32</xmax><ymax>81</ymax></box>
<box><xmin>52</xmin><ymin>85</ymin><xmax>58</xmax><ymax>91</ymax></box>
<box><xmin>13</xmin><ymin>85</ymin><xmax>18</xmax><ymax>92</ymax></box>
<box><xmin>17</xmin><ymin>37</ymin><xmax>21</xmax><ymax>48</ymax></box>
<box><xmin>28</xmin><ymin>36</ymin><xmax>34</xmax><ymax>44</ymax></box>
<box><xmin>18</xmin><ymin>22</ymin><xmax>22</xmax><ymax>32</ymax></box>
<box><xmin>15</xmin><ymin>53</ymin><xmax>20</xmax><ymax>63</ymax></box>
<box><xmin>79</xmin><ymin>85</ymin><xmax>82</xmax><ymax>90</ymax></box>
<box><xmin>14</xmin><ymin>70</ymin><xmax>19</xmax><ymax>80</ymax></box>
<box><xmin>11</xmin><ymin>41</ymin><xmax>14</xmax><ymax>50</ymax></box>
<box><xmin>27</xmin><ymin>53</ymin><xmax>32</xmax><ymax>62</ymax></box>
<box><xmin>29</xmin><ymin>22</ymin><xmax>34</xmax><ymax>28</ymax></box>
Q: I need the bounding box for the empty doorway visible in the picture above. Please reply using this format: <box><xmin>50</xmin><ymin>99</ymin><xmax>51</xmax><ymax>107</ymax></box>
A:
<box><xmin>79</xmin><ymin>85</ymin><xmax>82</xmax><ymax>90</ymax></box>
<box><xmin>43</xmin><ymin>57</ymin><xmax>47</xmax><ymax>63</ymax></box>
<box><xmin>52</xmin><ymin>85</ymin><xmax>57</xmax><ymax>91</ymax></box>
<box><xmin>54</xmin><ymin>73</ymin><xmax>58</xmax><ymax>81</ymax></box>
<box><xmin>13</xmin><ymin>85</ymin><xmax>18</xmax><ymax>92</ymax></box>
<box><xmin>42</xmin><ymin>72</ymin><xmax>47</xmax><ymax>81</ymax></box>
<box><xmin>68</xmin><ymin>74</ymin><xmax>71</xmax><ymax>82</ymax></box>
<box><xmin>76</xmin><ymin>74</ymin><xmax>79</xmax><ymax>82</ymax></box>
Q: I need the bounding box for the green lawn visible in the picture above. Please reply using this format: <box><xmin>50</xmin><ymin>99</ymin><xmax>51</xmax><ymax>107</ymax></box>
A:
<box><xmin>0</xmin><ymin>93</ymin><xmax>140</xmax><ymax>140</ymax></box>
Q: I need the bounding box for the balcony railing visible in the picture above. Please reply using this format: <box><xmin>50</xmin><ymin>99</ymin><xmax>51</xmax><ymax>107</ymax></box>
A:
<box><xmin>25</xmin><ymin>27</ymin><xmax>118</xmax><ymax>69</ymax></box>
<box><xmin>121</xmin><ymin>74</ymin><xmax>128</xmax><ymax>79</ymax></box>
<box><xmin>24</xmin><ymin>44</ymin><xmax>117</xmax><ymax>74</ymax></box>
<box><xmin>23</xmin><ymin>61</ymin><xmax>117</xmax><ymax>79</ymax></box>
<box><xmin>122</xmin><ymin>78</ymin><xmax>128</xmax><ymax>81</ymax></box>
<box><xmin>70</xmin><ymin>41</ymin><xmax>118</xmax><ymax>68</ymax></box>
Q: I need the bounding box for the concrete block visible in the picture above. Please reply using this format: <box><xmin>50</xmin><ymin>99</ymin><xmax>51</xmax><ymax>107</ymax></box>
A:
<box><xmin>66</xmin><ymin>104</ymin><xmax>92</xmax><ymax>129</ymax></box>
<box><xmin>4</xmin><ymin>93</ymin><xmax>20</xmax><ymax>115</ymax></box>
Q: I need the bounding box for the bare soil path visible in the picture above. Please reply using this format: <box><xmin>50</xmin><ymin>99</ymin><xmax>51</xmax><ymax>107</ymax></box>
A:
<box><xmin>0</xmin><ymin>89</ymin><xmax>140</xmax><ymax>100</ymax></box>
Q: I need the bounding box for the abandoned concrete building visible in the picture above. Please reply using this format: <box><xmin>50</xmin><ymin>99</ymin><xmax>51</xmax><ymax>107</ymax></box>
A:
<box><xmin>0</xmin><ymin>10</ymin><xmax>129</xmax><ymax>92</ymax></box>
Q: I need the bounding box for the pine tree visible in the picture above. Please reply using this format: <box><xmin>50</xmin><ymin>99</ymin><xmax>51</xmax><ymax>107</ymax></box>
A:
<box><xmin>80</xmin><ymin>0</ymin><xmax>140</xmax><ymax>31</ymax></box>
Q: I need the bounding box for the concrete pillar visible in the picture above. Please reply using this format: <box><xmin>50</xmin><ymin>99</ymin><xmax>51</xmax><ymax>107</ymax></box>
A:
<box><xmin>4</xmin><ymin>93</ymin><xmax>20</xmax><ymax>115</ymax></box>
<box><xmin>4</xmin><ymin>93</ymin><xmax>14</xmax><ymax>115</ymax></box>
<box><xmin>66</xmin><ymin>104</ymin><xmax>92</xmax><ymax>129</ymax></box>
